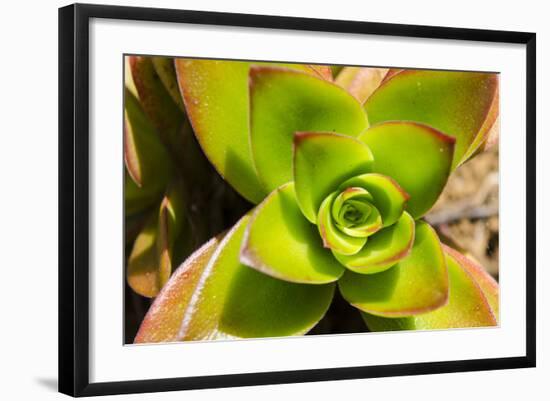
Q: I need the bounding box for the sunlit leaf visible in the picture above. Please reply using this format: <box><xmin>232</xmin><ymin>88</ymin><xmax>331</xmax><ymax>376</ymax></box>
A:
<box><xmin>294</xmin><ymin>132</ymin><xmax>374</xmax><ymax>223</ymax></box>
<box><xmin>359</xmin><ymin>122</ymin><xmax>454</xmax><ymax>218</ymax></box>
<box><xmin>334</xmin><ymin>212</ymin><xmax>415</xmax><ymax>274</ymax></box>
<box><xmin>136</xmin><ymin>215</ymin><xmax>336</xmax><ymax>341</ymax></box>
<box><xmin>175</xmin><ymin>59</ymin><xmax>328</xmax><ymax>203</ymax></box>
<box><xmin>365</xmin><ymin>70</ymin><xmax>498</xmax><ymax>169</ymax></box>
<box><xmin>443</xmin><ymin>245</ymin><xmax>499</xmax><ymax>321</ymax></box>
<box><xmin>466</xmin><ymin>88</ymin><xmax>500</xmax><ymax>158</ymax></box>
<box><xmin>241</xmin><ymin>183</ymin><xmax>345</xmax><ymax>284</ymax></box>
<box><xmin>362</xmin><ymin>246</ymin><xmax>497</xmax><ymax>330</ymax></box>
<box><xmin>249</xmin><ymin>67</ymin><xmax>369</xmax><ymax>194</ymax></box>
<box><xmin>134</xmin><ymin>235</ymin><xmax>223</xmax><ymax>343</ymax></box>
<box><xmin>339</xmin><ymin>221</ymin><xmax>448</xmax><ymax>316</ymax></box>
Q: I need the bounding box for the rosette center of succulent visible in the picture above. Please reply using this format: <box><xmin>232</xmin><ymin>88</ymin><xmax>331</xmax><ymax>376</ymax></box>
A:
<box><xmin>317</xmin><ymin>186</ymin><xmax>384</xmax><ymax>256</ymax></box>
<box><xmin>331</xmin><ymin>188</ymin><xmax>383</xmax><ymax>238</ymax></box>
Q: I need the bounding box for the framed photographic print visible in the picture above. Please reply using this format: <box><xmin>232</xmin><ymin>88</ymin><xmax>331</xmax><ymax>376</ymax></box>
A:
<box><xmin>58</xmin><ymin>3</ymin><xmax>536</xmax><ymax>397</ymax></box>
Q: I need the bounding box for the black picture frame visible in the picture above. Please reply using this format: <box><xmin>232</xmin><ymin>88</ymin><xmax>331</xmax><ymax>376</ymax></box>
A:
<box><xmin>58</xmin><ymin>3</ymin><xmax>536</xmax><ymax>397</ymax></box>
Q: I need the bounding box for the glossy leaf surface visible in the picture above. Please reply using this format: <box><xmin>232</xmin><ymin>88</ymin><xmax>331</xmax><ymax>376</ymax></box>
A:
<box><xmin>134</xmin><ymin>235</ymin><xmax>223</xmax><ymax>343</ymax></box>
<box><xmin>185</xmin><ymin>215</ymin><xmax>336</xmax><ymax>339</ymax></box>
<box><xmin>334</xmin><ymin>212</ymin><xmax>415</xmax><ymax>274</ymax></box>
<box><xmin>339</xmin><ymin>221</ymin><xmax>448</xmax><ymax>316</ymax></box>
<box><xmin>241</xmin><ymin>183</ymin><xmax>345</xmax><ymax>284</ymax></box>
<box><xmin>362</xmin><ymin>247</ymin><xmax>497</xmax><ymax>330</ymax></box>
<box><xmin>175</xmin><ymin>59</ymin><xmax>326</xmax><ymax>203</ymax></box>
<box><xmin>365</xmin><ymin>70</ymin><xmax>498</xmax><ymax>168</ymax></box>
<box><xmin>443</xmin><ymin>245</ymin><xmax>499</xmax><ymax>321</ymax></box>
<box><xmin>249</xmin><ymin>67</ymin><xmax>369</xmax><ymax>193</ymax></box>
<box><xmin>359</xmin><ymin>122</ymin><xmax>454</xmax><ymax>219</ymax></box>
<box><xmin>294</xmin><ymin>132</ymin><xmax>374</xmax><ymax>223</ymax></box>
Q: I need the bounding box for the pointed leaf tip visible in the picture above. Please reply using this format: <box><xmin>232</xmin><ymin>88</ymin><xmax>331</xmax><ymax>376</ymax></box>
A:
<box><xmin>339</xmin><ymin>220</ymin><xmax>448</xmax><ymax>317</ymax></box>
<box><xmin>176</xmin><ymin>59</ymin><xmax>343</xmax><ymax>204</ymax></box>
<box><xmin>249</xmin><ymin>67</ymin><xmax>369</xmax><ymax>194</ymax></box>
<box><xmin>362</xmin><ymin>246</ymin><xmax>497</xmax><ymax>331</ymax></box>
<box><xmin>366</xmin><ymin>69</ymin><xmax>498</xmax><ymax>169</ymax></box>
<box><xmin>359</xmin><ymin>122</ymin><xmax>455</xmax><ymax>219</ymax></box>
<box><xmin>241</xmin><ymin>183</ymin><xmax>345</xmax><ymax>284</ymax></box>
<box><xmin>293</xmin><ymin>132</ymin><xmax>374</xmax><ymax>223</ymax></box>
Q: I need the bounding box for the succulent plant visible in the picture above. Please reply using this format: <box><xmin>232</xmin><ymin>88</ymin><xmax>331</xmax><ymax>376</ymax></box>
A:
<box><xmin>126</xmin><ymin>58</ymin><xmax>500</xmax><ymax>342</ymax></box>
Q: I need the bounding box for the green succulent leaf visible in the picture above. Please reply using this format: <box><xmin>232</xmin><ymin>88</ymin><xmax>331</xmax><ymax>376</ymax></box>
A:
<box><xmin>365</xmin><ymin>70</ymin><xmax>498</xmax><ymax>169</ymax></box>
<box><xmin>380</xmin><ymin>68</ymin><xmax>404</xmax><ymax>84</ymax></box>
<box><xmin>241</xmin><ymin>183</ymin><xmax>345</xmax><ymax>284</ymax></box>
<box><xmin>338</xmin><ymin>173</ymin><xmax>409</xmax><ymax>227</ymax></box>
<box><xmin>359</xmin><ymin>122</ymin><xmax>454</xmax><ymax>219</ymax></box>
<box><xmin>443</xmin><ymin>245</ymin><xmax>499</xmax><ymax>322</ymax></box>
<box><xmin>127</xmin><ymin>183</ymin><xmax>187</xmax><ymax>298</ymax></box>
<box><xmin>124</xmin><ymin>89</ymin><xmax>172</xmax><ymax>187</ymax></box>
<box><xmin>334</xmin><ymin>211</ymin><xmax>415</xmax><ymax>274</ymax></box>
<box><xmin>134</xmin><ymin>235</ymin><xmax>224</xmax><ymax>343</ymax></box>
<box><xmin>294</xmin><ymin>132</ymin><xmax>374</xmax><ymax>223</ymax></box>
<box><xmin>317</xmin><ymin>192</ymin><xmax>368</xmax><ymax>255</ymax></box>
<box><xmin>362</xmin><ymin>247</ymin><xmax>497</xmax><ymax>331</ymax></box>
<box><xmin>175</xmin><ymin>59</ymin><xmax>329</xmax><ymax>204</ymax></box>
<box><xmin>136</xmin><ymin>215</ymin><xmax>335</xmax><ymax>341</ymax></box>
<box><xmin>125</xmin><ymin>57</ymin><xmax>138</xmax><ymax>99</ymax></box>
<box><xmin>127</xmin><ymin>212</ymin><xmax>161</xmax><ymax>298</ymax></box>
<box><xmin>151</xmin><ymin>57</ymin><xmax>186</xmax><ymax>111</ymax></box>
<box><xmin>125</xmin><ymin>170</ymin><xmax>158</xmax><ymax>216</ymax></box>
<box><xmin>124</xmin><ymin>89</ymin><xmax>172</xmax><ymax>215</ymax></box>
<box><xmin>127</xmin><ymin>56</ymin><xmax>185</xmax><ymax>148</ymax></box>
<box><xmin>249</xmin><ymin>67</ymin><xmax>369</xmax><ymax>194</ymax></box>
<box><xmin>156</xmin><ymin>182</ymin><xmax>190</xmax><ymax>289</ymax></box>
<box><xmin>338</xmin><ymin>221</ymin><xmax>448</xmax><ymax>317</ymax></box>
